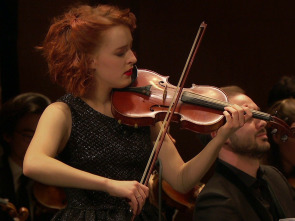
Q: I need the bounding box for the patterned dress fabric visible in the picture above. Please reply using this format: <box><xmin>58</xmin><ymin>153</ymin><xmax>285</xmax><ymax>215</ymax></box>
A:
<box><xmin>52</xmin><ymin>94</ymin><xmax>159</xmax><ymax>221</ymax></box>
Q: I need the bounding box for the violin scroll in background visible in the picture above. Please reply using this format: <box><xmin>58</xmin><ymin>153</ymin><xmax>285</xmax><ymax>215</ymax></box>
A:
<box><xmin>0</xmin><ymin>198</ymin><xmax>29</xmax><ymax>221</ymax></box>
<box><xmin>0</xmin><ymin>182</ymin><xmax>66</xmax><ymax>221</ymax></box>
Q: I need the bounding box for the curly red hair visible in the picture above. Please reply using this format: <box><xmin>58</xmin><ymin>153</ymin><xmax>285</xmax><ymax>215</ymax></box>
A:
<box><xmin>39</xmin><ymin>4</ymin><xmax>136</xmax><ymax>97</ymax></box>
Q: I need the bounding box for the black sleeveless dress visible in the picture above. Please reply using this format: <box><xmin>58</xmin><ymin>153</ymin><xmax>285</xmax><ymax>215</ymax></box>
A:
<box><xmin>52</xmin><ymin>94</ymin><xmax>159</xmax><ymax>221</ymax></box>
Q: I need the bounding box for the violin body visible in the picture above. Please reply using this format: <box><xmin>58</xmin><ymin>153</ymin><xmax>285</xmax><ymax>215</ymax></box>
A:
<box><xmin>33</xmin><ymin>182</ymin><xmax>67</xmax><ymax>210</ymax></box>
<box><xmin>112</xmin><ymin>69</ymin><xmax>227</xmax><ymax>133</ymax></box>
<box><xmin>32</xmin><ymin>182</ymin><xmax>67</xmax><ymax>220</ymax></box>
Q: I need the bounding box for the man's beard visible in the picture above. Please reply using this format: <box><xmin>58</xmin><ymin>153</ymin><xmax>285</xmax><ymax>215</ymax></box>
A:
<box><xmin>229</xmin><ymin>132</ymin><xmax>270</xmax><ymax>159</ymax></box>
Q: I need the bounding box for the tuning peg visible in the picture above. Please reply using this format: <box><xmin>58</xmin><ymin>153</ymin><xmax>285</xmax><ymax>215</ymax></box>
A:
<box><xmin>281</xmin><ymin>134</ymin><xmax>288</xmax><ymax>142</ymax></box>
<box><xmin>271</xmin><ymin>128</ymin><xmax>277</xmax><ymax>134</ymax></box>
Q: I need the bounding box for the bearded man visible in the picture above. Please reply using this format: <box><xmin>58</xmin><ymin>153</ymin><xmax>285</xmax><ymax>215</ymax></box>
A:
<box><xmin>193</xmin><ymin>86</ymin><xmax>295</xmax><ymax>221</ymax></box>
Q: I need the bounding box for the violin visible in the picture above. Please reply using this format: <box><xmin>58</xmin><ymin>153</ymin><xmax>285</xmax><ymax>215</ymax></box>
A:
<box><xmin>112</xmin><ymin>69</ymin><xmax>295</xmax><ymax>139</ymax></box>
<box><xmin>33</xmin><ymin>182</ymin><xmax>67</xmax><ymax>210</ymax></box>
<box><xmin>161</xmin><ymin>179</ymin><xmax>202</xmax><ymax>210</ymax></box>
<box><xmin>112</xmin><ymin>69</ymin><xmax>226</xmax><ymax>133</ymax></box>
<box><xmin>32</xmin><ymin>182</ymin><xmax>67</xmax><ymax>220</ymax></box>
<box><xmin>149</xmin><ymin>170</ymin><xmax>205</xmax><ymax>221</ymax></box>
<box><xmin>148</xmin><ymin>171</ymin><xmax>194</xmax><ymax>219</ymax></box>
<box><xmin>0</xmin><ymin>198</ymin><xmax>29</xmax><ymax>221</ymax></box>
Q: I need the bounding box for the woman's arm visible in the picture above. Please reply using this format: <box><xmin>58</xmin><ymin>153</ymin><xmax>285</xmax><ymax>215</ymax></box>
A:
<box><xmin>23</xmin><ymin>102</ymin><xmax>148</xmax><ymax>215</ymax></box>
<box><xmin>154</xmin><ymin>105</ymin><xmax>252</xmax><ymax>193</ymax></box>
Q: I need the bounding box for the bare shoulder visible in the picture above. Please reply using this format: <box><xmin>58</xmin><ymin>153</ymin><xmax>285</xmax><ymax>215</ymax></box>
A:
<box><xmin>39</xmin><ymin>101</ymin><xmax>72</xmax><ymax>131</ymax></box>
<box><xmin>42</xmin><ymin>102</ymin><xmax>71</xmax><ymax>120</ymax></box>
<box><xmin>36</xmin><ymin>101</ymin><xmax>72</xmax><ymax>153</ymax></box>
<box><xmin>46</xmin><ymin>101</ymin><xmax>70</xmax><ymax>114</ymax></box>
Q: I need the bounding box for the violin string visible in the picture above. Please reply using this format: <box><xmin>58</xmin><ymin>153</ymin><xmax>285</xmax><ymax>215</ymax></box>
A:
<box><xmin>140</xmin><ymin>86</ymin><xmax>182</xmax><ymax>184</ymax></box>
<box><xmin>185</xmin><ymin>91</ymin><xmax>271</xmax><ymax>120</ymax></box>
<box><xmin>141</xmin><ymin>91</ymin><xmax>181</xmax><ymax>185</ymax></box>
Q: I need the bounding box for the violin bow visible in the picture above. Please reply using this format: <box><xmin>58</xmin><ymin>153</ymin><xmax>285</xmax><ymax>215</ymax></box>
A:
<box><xmin>140</xmin><ymin>21</ymin><xmax>207</xmax><ymax>187</ymax></box>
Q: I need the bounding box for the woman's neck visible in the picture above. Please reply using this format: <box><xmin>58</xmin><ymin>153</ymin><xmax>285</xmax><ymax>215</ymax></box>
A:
<box><xmin>81</xmin><ymin>89</ymin><xmax>114</xmax><ymax>117</ymax></box>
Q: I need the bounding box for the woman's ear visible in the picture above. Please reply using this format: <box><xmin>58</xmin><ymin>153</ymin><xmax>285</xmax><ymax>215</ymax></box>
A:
<box><xmin>89</xmin><ymin>58</ymin><xmax>96</xmax><ymax>69</ymax></box>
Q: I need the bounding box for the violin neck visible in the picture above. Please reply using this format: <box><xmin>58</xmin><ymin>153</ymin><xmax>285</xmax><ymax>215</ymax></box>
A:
<box><xmin>181</xmin><ymin>91</ymin><xmax>272</xmax><ymax>121</ymax></box>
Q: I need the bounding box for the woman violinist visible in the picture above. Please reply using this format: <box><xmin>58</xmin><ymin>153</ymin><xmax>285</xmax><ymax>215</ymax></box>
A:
<box><xmin>23</xmin><ymin>4</ymin><xmax>252</xmax><ymax>220</ymax></box>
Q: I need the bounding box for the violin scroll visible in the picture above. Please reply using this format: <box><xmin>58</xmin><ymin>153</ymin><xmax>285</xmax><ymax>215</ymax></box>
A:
<box><xmin>267</xmin><ymin>116</ymin><xmax>295</xmax><ymax>142</ymax></box>
<box><xmin>0</xmin><ymin>198</ymin><xmax>29</xmax><ymax>221</ymax></box>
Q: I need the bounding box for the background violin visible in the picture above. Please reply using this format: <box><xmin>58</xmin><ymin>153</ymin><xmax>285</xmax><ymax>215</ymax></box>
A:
<box><xmin>149</xmin><ymin>170</ymin><xmax>205</xmax><ymax>221</ymax></box>
<box><xmin>32</xmin><ymin>182</ymin><xmax>67</xmax><ymax>220</ymax></box>
<box><xmin>33</xmin><ymin>182</ymin><xmax>67</xmax><ymax>210</ymax></box>
<box><xmin>147</xmin><ymin>132</ymin><xmax>205</xmax><ymax>221</ymax></box>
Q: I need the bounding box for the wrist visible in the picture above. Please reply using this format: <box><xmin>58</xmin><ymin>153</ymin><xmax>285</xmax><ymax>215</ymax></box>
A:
<box><xmin>213</xmin><ymin>131</ymin><xmax>228</xmax><ymax>147</ymax></box>
<box><xmin>102</xmin><ymin>177</ymin><xmax>113</xmax><ymax>194</ymax></box>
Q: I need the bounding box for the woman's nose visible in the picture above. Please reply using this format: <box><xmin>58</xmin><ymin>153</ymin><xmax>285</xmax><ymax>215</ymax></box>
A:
<box><xmin>128</xmin><ymin>50</ymin><xmax>137</xmax><ymax>64</ymax></box>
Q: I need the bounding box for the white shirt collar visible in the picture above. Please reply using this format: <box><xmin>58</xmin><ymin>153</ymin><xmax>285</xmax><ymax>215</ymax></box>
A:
<box><xmin>8</xmin><ymin>157</ymin><xmax>23</xmax><ymax>192</ymax></box>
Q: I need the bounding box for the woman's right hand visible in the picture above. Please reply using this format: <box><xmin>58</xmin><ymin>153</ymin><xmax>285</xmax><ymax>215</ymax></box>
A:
<box><xmin>106</xmin><ymin>179</ymin><xmax>149</xmax><ymax>215</ymax></box>
<box><xmin>218</xmin><ymin>104</ymin><xmax>252</xmax><ymax>138</ymax></box>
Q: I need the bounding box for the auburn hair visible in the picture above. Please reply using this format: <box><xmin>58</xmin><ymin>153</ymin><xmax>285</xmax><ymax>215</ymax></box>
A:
<box><xmin>38</xmin><ymin>5</ymin><xmax>136</xmax><ymax>96</ymax></box>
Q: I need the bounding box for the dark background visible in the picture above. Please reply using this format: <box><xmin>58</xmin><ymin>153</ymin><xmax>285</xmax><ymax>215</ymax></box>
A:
<box><xmin>1</xmin><ymin>0</ymin><xmax>295</xmax><ymax>163</ymax></box>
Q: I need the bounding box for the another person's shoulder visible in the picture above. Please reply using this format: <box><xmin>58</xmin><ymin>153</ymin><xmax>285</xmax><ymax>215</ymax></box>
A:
<box><xmin>260</xmin><ymin>165</ymin><xmax>290</xmax><ymax>185</ymax></box>
<box><xmin>196</xmin><ymin>171</ymin><xmax>234</xmax><ymax>198</ymax></box>
<box><xmin>194</xmin><ymin>172</ymin><xmax>243</xmax><ymax>221</ymax></box>
<box><xmin>260</xmin><ymin>164</ymin><xmax>284</xmax><ymax>177</ymax></box>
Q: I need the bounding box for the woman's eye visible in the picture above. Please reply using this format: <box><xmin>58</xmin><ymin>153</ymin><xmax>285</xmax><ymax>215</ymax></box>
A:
<box><xmin>116</xmin><ymin>52</ymin><xmax>125</xmax><ymax>57</ymax></box>
<box><xmin>115</xmin><ymin>49</ymin><xmax>127</xmax><ymax>57</ymax></box>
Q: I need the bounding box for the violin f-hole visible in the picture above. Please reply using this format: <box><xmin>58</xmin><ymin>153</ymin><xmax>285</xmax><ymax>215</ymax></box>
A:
<box><xmin>150</xmin><ymin>104</ymin><xmax>170</xmax><ymax>112</ymax></box>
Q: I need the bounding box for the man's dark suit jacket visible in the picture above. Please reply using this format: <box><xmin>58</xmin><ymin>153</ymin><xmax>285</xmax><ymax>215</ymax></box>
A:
<box><xmin>0</xmin><ymin>156</ymin><xmax>17</xmax><ymax>220</ymax></box>
<box><xmin>194</xmin><ymin>160</ymin><xmax>295</xmax><ymax>221</ymax></box>
<box><xmin>0</xmin><ymin>155</ymin><xmax>59</xmax><ymax>221</ymax></box>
